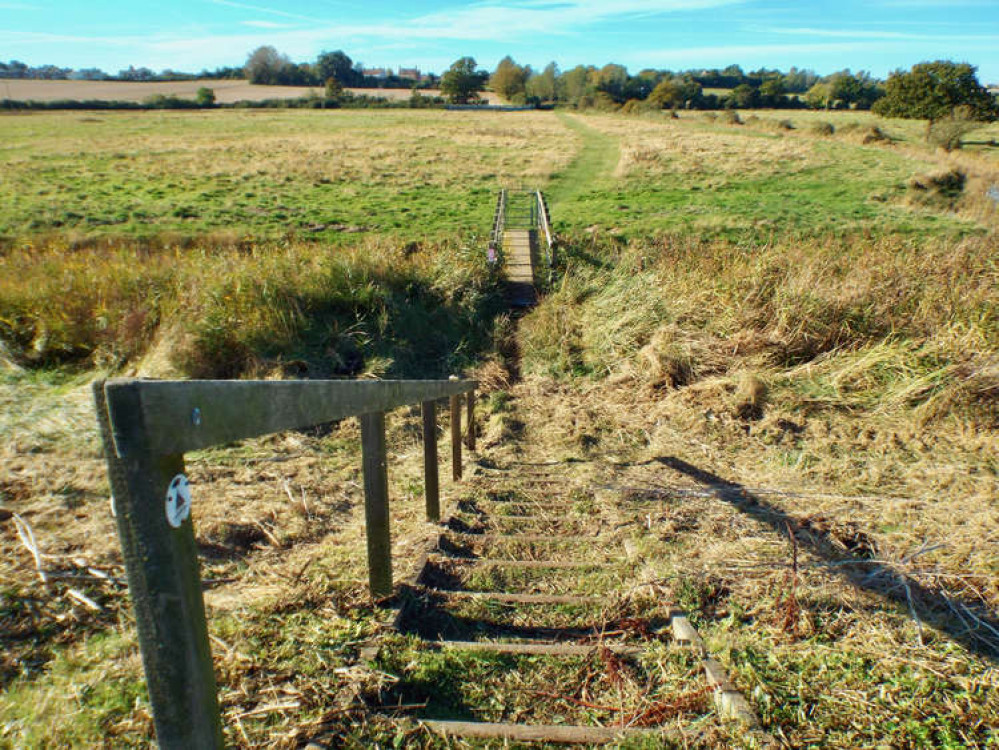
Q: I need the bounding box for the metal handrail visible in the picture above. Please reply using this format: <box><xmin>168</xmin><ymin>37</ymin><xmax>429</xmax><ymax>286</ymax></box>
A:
<box><xmin>489</xmin><ymin>188</ymin><xmax>506</xmax><ymax>262</ymax></box>
<box><xmin>535</xmin><ymin>189</ymin><xmax>554</xmax><ymax>267</ymax></box>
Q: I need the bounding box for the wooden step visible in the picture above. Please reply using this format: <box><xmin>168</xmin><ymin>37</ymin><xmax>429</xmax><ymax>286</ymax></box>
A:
<box><xmin>431</xmin><ymin>556</ymin><xmax>609</xmax><ymax>569</ymax></box>
<box><xmin>421</xmin><ymin>719</ymin><xmax>668</xmax><ymax>744</ymax></box>
<box><xmin>432</xmin><ymin>640</ymin><xmax>644</xmax><ymax>655</ymax></box>
<box><xmin>431</xmin><ymin>590</ymin><xmax>604</xmax><ymax>605</ymax></box>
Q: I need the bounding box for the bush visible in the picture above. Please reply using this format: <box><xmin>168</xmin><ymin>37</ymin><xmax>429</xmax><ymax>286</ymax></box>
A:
<box><xmin>926</xmin><ymin>107</ymin><xmax>983</xmax><ymax>151</ymax></box>
<box><xmin>774</xmin><ymin>119</ymin><xmax>794</xmax><ymax>131</ymax></box>
<box><xmin>195</xmin><ymin>87</ymin><xmax>216</xmax><ymax>107</ymax></box>
<box><xmin>721</xmin><ymin>109</ymin><xmax>742</xmax><ymax>125</ymax></box>
<box><xmin>906</xmin><ymin>169</ymin><xmax>966</xmax><ymax>209</ymax></box>
<box><xmin>862</xmin><ymin>126</ymin><xmax>890</xmax><ymax>144</ymax></box>
<box><xmin>810</xmin><ymin>121</ymin><xmax>835</xmax><ymax>136</ymax></box>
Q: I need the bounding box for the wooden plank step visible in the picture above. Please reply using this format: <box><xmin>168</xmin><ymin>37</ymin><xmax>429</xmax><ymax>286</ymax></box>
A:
<box><xmin>431</xmin><ymin>556</ymin><xmax>609</xmax><ymax>569</ymax></box>
<box><xmin>432</xmin><ymin>640</ymin><xmax>644</xmax><ymax>655</ymax></box>
<box><xmin>443</xmin><ymin>532</ymin><xmax>605</xmax><ymax>543</ymax></box>
<box><xmin>431</xmin><ymin>590</ymin><xmax>604</xmax><ymax>605</ymax></box>
<box><xmin>452</xmin><ymin>514</ymin><xmax>574</xmax><ymax>522</ymax></box>
<box><xmin>421</xmin><ymin>719</ymin><xmax>669</xmax><ymax>744</ymax></box>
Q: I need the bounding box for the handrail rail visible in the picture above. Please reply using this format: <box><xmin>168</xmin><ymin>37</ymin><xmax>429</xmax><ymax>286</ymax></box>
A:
<box><xmin>93</xmin><ymin>376</ymin><xmax>478</xmax><ymax>749</ymax></box>
<box><xmin>535</xmin><ymin>189</ymin><xmax>555</xmax><ymax>267</ymax></box>
<box><xmin>489</xmin><ymin>188</ymin><xmax>506</xmax><ymax>262</ymax></box>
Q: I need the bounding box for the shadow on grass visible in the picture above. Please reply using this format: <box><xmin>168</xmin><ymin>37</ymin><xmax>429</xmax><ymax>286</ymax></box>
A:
<box><xmin>649</xmin><ymin>456</ymin><xmax>999</xmax><ymax>663</ymax></box>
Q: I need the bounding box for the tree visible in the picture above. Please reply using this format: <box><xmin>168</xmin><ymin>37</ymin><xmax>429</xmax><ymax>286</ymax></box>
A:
<box><xmin>825</xmin><ymin>70</ymin><xmax>881</xmax><ymax>110</ymax></box>
<box><xmin>316</xmin><ymin>50</ymin><xmax>358</xmax><ymax>87</ymax></box>
<box><xmin>804</xmin><ymin>82</ymin><xmax>833</xmax><ymax>110</ymax></box>
<box><xmin>195</xmin><ymin>87</ymin><xmax>216</xmax><ymax>107</ymax></box>
<box><xmin>873</xmin><ymin>60</ymin><xmax>996</xmax><ymax>124</ymax></box>
<box><xmin>557</xmin><ymin>65</ymin><xmax>594</xmax><ymax>107</ymax></box>
<box><xmin>726</xmin><ymin>83</ymin><xmax>759</xmax><ymax>109</ymax></box>
<box><xmin>648</xmin><ymin>76</ymin><xmax>701</xmax><ymax>110</ymax></box>
<box><xmin>758</xmin><ymin>78</ymin><xmax>786</xmax><ymax>107</ymax></box>
<box><xmin>245</xmin><ymin>46</ymin><xmax>293</xmax><ymax>85</ymax></box>
<box><xmin>526</xmin><ymin>62</ymin><xmax>558</xmax><ymax>104</ymax></box>
<box><xmin>594</xmin><ymin>63</ymin><xmax>629</xmax><ymax>103</ymax></box>
<box><xmin>490</xmin><ymin>56</ymin><xmax>529</xmax><ymax>102</ymax></box>
<box><xmin>440</xmin><ymin>57</ymin><xmax>488</xmax><ymax>104</ymax></box>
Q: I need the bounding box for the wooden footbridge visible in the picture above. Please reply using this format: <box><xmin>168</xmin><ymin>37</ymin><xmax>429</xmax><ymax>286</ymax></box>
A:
<box><xmin>92</xmin><ymin>194</ymin><xmax>764</xmax><ymax>747</ymax></box>
<box><xmin>489</xmin><ymin>188</ymin><xmax>555</xmax><ymax>307</ymax></box>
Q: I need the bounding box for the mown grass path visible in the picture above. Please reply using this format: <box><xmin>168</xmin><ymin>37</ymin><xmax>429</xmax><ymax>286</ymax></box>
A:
<box><xmin>547</xmin><ymin>114</ymin><xmax>621</xmax><ymax>215</ymax></box>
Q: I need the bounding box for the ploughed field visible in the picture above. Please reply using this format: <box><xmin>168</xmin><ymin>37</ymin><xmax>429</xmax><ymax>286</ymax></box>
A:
<box><xmin>0</xmin><ymin>107</ymin><xmax>997</xmax><ymax>748</ymax></box>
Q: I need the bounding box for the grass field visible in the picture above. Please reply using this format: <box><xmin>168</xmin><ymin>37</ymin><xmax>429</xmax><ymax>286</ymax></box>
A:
<box><xmin>0</xmin><ymin>109</ymin><xmax>571</xmax><ymax>244</ymax></box>
<box><xmin>1</xmin><ymin>106</ymin><xmax>998</xmax><ymax>748</ymax></box>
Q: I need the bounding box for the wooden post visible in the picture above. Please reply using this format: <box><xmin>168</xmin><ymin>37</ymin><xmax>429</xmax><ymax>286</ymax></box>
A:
<box><xmin>360</xmin><ymin>411</ymin><xmax>393</xmax><ymax>598</ymax></box>
<box><xmin>421</xmin><ymin>400</ymin><xmax>440</xmax><ymax>522</ymax></box>
<box><xmin>450</xmin><ymin>394</ymin><xmax>462</xmax><ymax>481</ymax></box>
<box><xmin>92</xmin><ymin>382</ymin><xmax>223</xmax><ymax>750</ymax></box>
<box><xmin>465</xmin><ymin>389</ymin><xmax>476</xmax><ymax>452</ymax></box>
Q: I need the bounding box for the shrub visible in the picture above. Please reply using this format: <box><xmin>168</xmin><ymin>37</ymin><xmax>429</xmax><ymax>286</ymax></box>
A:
<box><xmin>810</xmin><ymin>121</ymin><xmax>835</xmax><ymax>136</ymax></box>
<box><xmin>906</xmin><ymin>169</ymin><xmax>966</xmax><ymax>209</ymax></box>
<box><xmin>926</xmin><ymin>106</ymin><xmax>984</xmax><ymax>151</ymax></box>
<box><xmin>195</xmin><ymin>87</ymin><xmax>216</xmax><ymax>107</ymax></box>
<box><xmin>862</xmin><ymin>126</ymin><xmax>890</xmax><ymax>144</ymax></box>
<box><xmin>721</xmin><ymin>109</ymin><xmax>742</xmax><ymax>125</ymax></box>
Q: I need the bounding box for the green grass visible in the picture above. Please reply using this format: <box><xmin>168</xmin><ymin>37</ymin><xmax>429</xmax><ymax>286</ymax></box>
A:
<box><xmin>0</xmin><ymin>110</ymin><xmax>574</xmax><ymax>244</ymax></box>
<box><xmin>546</xmin><ymin>112</ymin><xmax>991</xmax><ymax>241</ymax></box>
<box><xmin>546</xmin><ymin>113</ymin><xmax>622</xmax><ymax>211</ymax></box>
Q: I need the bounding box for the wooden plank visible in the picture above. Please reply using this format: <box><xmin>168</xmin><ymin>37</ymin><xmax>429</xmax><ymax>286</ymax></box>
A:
<box><xmin>671</xmin><ymin>612</ymin><xmax>706</xmax><ymax>653</ymax></box>
<box><xmin>704</xmin><ymin>658</ymin><xmax>760</xmax><ymax>727</ymax></box>
<box><xmin>444</xmin><ymin>532</ymin><xmax>604</xmax><ymax>544</ymax></box>
<box><xmin>361</xmin><ymin>412</ymin><xmax>393</xmax><ymax>598</ymax></box>
<box><xmin>431</xmin><ymin>590</ymin><xmax>604</xmax><ymax>606</ymax></box>
<box><xmin>450</xmin><ymin>394</ymin><xmax>462</xmax><ymax>481</ymax></box>
<box><xmin>421</xmin><ymin>719</ymin><xmax>666</xmax><ymax>744</ymax></box>
<box><xmin>102</xmin><ymin>378</ymin><xmax>475</xmax><ymax>457</ymax></box>
<box><xmin>421</xmin><ymin>400</ymin><xmax>439</xmax><ymax>522</ymax></box>
<box><xmin>431</xmin><ymin>557</ymin><xmax>607</xmax><ymax>570</ymax></box>
<box><xmin>464</xmin><ymin>389</ymin><xmax>476</xmax><ymax>451</ymax></box>
<box><xmin>92</xmin><ymin>382</ymin><xmax>223</xmax><ymax>750</ymax></box>
<box><xmin>435</xmin><ymin>641</ymin><xmax>644</xmax><ymax>656</ymax></box>
<box><xmin>453</xmin><ymin>514</ymin><xmax>583</xmax><ymax>523</ymax></box>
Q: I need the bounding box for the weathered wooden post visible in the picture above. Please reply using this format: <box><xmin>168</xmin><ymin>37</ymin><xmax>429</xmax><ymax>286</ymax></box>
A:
<box><xmin>92</xmin><ymin>382</ymin><xmax>223</xmax><ymax>750</ymax></box>
<box><xmin>465</xmin><ymin>389</ymin><xmax>476</xmax><ymax>452</ymax></box>
<box><xmin>421</xmin><ymin>400</ymin><xmax>440</xmax><ymax>522</ymax></box>
<box><xmin>360</xmin><ymin>411</ymin><xmax>393</xmax><ymax>598</ymax></box>
<box><xmin>450</xmin><ymin>394</ymin><xmax>462</xmax><ymax>481</ymax></box>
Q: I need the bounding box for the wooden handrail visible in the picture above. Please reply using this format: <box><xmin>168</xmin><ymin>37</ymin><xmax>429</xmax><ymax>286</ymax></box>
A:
<box><xmin>93</xmin><ymin>376</ymin><xmax>478</xmax><ymax>749</ymax></box>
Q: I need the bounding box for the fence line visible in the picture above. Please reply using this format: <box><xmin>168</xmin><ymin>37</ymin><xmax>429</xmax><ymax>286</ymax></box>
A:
<box><xmin>94</xmin><ymin>377</ymin><xmax>477</xmax><ymax>750</ymax></box>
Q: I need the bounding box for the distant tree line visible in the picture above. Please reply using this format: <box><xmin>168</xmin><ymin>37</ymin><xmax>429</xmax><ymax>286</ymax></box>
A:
<box><xmin>242</xmin><ymin>47</ymin><xmax>438</xmax><ymax>89</ymax></box>
<box><xmin>486</xmin><ymin>57</ymin><xmax>889</xmax><ymax>112</ymax></box>
<box><xmin>0</xmin><ymin>59</ymin><xmax>245</xmax><ymax>82</ymax></box>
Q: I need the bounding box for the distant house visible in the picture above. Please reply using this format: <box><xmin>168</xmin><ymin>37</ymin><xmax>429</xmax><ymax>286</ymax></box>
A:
<box><xmin>398</xmin><ymin>68</ymin><xmax>420</xmax><ymax>81</ymax></box>
<box><xmin>363</xmin><ymin>68</ymin><xmax>388</xmax><ymax>79</ymax></box>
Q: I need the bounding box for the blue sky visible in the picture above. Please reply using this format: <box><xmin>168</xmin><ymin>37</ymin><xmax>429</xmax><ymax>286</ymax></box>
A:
<box><xmin>1</xmin><ymin>0</ymin><xmax>997</xmax><ymax>82</ymax></box>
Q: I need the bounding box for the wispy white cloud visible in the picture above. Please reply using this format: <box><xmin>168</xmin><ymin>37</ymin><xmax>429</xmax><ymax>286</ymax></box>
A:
<box><xmin>205</xmin><ymin>0</ymin><xmax>326</xmax><ymax>23</ymax></box>
<box><xmin>240</xmin><ymin>20</ymin><xmax>293</xmax><ymax>29</ymax></box>
<box><xmin>877</xmin><ymin>0</ymin><xmax>995</xmax><ymax>6</ymax></box>
<box><xmin>758</xmin><ymin>26</ymin><xmax>999</xmax><ymax>42</ymax></box>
